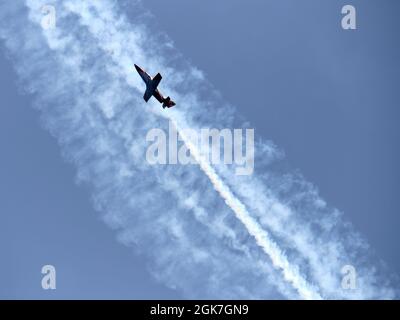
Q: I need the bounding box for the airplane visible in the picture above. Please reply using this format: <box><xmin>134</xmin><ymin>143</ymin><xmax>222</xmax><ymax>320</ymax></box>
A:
<box><xmin>134</xmin><ymin>64</ymin><xmax>176</xmax><ymax>109</ymax></box>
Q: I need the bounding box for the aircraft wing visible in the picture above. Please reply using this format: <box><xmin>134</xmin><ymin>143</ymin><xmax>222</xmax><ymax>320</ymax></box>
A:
<box><xmin>143</xmin><ymin>89</ymin><xmax>153</xmax><ymax>102</ymax></box>
<box><xmin>152</xmin><ymin>73</ymin><xmax>162</xmax><ymax>88</ymax></box>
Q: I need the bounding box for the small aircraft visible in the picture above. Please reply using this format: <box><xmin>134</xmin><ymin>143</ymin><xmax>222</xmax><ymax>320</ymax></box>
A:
<box><xmin>134</xmin><ymin>64</ymin><xmax>176</xmax><ymax>108</ymax></box>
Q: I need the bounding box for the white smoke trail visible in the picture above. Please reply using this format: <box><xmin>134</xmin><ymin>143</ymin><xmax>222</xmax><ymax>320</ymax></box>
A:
<box><xmin>0</xmin><ymin>0</ymin><xmax>397</xmax><ymax>299</ymax></box>
<box><xmin>170</xmin><ymin>118</ymin><xmax>321</xmax><ymax>299</ymax></box>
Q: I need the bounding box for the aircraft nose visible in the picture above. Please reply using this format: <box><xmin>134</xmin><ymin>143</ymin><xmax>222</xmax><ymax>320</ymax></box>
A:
<box><xmin>134</xmin><ymin>64</ymin><xmax>142</xmax><ymax>73</ymax></box>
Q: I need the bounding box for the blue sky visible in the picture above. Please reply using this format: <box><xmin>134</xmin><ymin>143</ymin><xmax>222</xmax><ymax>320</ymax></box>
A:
<box><xmin>0</xmin><ymin>0</ymin><xmax>399</xmax><ymax>299</ymax></box>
